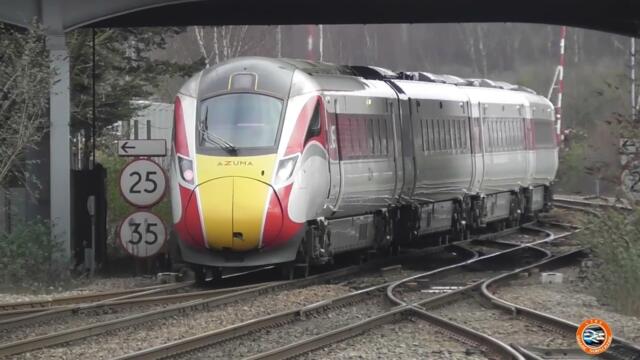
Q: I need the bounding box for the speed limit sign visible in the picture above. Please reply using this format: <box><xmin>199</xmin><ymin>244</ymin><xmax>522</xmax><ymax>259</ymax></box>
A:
<box><xmin>119</xmin><ymin>158</ymin><xmax>166</xmax><ymax>208</ymax></box>
<box><xmin>119</xmin><ymin>211</ymin><xmax>167</xmax><ymax>258</ymax></box>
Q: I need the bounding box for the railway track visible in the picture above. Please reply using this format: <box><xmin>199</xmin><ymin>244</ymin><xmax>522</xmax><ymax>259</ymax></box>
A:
<box><xmin>0</xmin><ymin>242</ymin><xmax>473</xmax><ymax>358</ymax></box>
<box><xmin>553</xmin><ymin>195</ymin><xmax>633</xmax><ymax>211</ymax></box>
<box><xmin>6</xmin><ymin>208</ymin><xmax>637</xmax><ymax>359</ymax></box>
<box><xmin>108</xmin><ymin>224</ymin><xmax>599</xmax><ymax>360</ymax></box>
<box><xmin>0</xmin><ymin>281</ymin><xmax>194</xmax><ymax>313</ymax></box>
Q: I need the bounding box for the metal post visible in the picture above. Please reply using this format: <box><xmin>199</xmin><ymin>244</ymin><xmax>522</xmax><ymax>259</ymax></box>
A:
<box><xmin>555</xmin><ymin>26</ymin><xmax>566</xmax><ymax>136</ymax></box>
<box><xmin>319</xmin><ymin>24</ymin><xmax>324</xmax><ymax>62</ymax></box>
<box><xmin>276</xmin><ymin>25</ymin><xmax>282</xmax><ymax>58</ymax></box>
<box><xmin>92</xmin><ymin>28</ymin><xmax>97</xmax><ymax>168</ymax></box>
<box><xmin>306</xmin><ymin>24</ymin><xmax>315</xmax><ymax>61</ymax></box>
<box><xmin>632</xmin><ymin>37</ymin><xmax>636</xmax><ymax>121</ymax></box>
<box><xmin>86</xmin><ymin>195</ymin><xmax>96</xmax><ymax>276</ymax></box>
<box><xmin>146</xmin><ymin>119</ymin><xmax>151</xmax><ymax>140</ymax></box>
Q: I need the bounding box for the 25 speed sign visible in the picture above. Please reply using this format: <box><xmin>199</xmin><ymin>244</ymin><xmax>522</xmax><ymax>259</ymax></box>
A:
<box><xmin>119</xmin><ymin>158</ymin><xmax>167</xmax><ymax>208</ymax></box>
<box><xmin>119</xmin><ymin>211</ymin><xmax>167</xmax><ymax>258</ymax></box>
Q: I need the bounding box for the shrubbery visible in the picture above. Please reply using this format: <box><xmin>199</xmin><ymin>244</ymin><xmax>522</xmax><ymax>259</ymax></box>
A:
<box><xmin>579</xmin><ymin>209</ymin><xmax>640</xmax><ymax>316</ymax></box>
<box><xmin>0</xmin><ymin>219</ymin><xmax>66</xmax><ymax>287</ymax></box>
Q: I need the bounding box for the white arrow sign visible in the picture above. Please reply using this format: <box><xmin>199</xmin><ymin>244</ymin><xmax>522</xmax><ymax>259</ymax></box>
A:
<box><xmin>119</xmin><ymin>211</ymin><xmax>166</xmax><ymax>258</ymax></box>
<box><xmin>118</xmin><ymin>139</ymin><xmax>167</xmax><ymax>157</ymax></box>
<box><xmin>120</xmin><ymin>158</ymin><xmax>167</xmax><ymax>208</ymax></box>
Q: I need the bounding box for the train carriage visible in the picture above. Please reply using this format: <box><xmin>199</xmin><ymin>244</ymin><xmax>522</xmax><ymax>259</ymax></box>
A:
<box><xmin>169</xmin><ymin>57</ymin><xmax>558</xmax><ymax>281</ymax></box>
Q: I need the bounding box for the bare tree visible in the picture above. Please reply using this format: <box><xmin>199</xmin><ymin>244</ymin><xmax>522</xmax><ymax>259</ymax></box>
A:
<box><xmin>192</xmin><ymin>25</ymin><xmax>271</xmax><ymax>67</ymax></box>
<box><xmin>0</xmin><ymin>24</ymin><xmax>52</xmax><ymax>190</ymax></box>
<box><xmin>459</xmin><ymin>24</ymin><xmax>479</xmax><ymax>74</ymax></box>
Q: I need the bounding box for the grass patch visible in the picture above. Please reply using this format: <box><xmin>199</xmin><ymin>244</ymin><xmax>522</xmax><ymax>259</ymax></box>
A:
<box><xmin>579</xmin><ymin>209</ymin><xmax>640</xmax><ymax>316</ymax></box>
<box><xmin>0</xmin><ymin>219</ymin><xmax>68</xmax><ymax>288</ymax></box>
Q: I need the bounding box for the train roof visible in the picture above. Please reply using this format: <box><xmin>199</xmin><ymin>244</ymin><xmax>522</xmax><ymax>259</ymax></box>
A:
<box><xmin>186</xmin><ymin>57</ymin><xmax>543</xmax><ymax>99</ymax></box>
<box><xmin>276</xmin><ymin>58</ymin><xmax>540</xmax><ymax>96</ymax></box>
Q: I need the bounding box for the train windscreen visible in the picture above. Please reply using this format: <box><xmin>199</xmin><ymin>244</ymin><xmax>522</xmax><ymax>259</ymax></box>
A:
<box><xmin>199</xmin><ymin>93</ymin><xmax>283</xmax><ymax>149</ymax></box>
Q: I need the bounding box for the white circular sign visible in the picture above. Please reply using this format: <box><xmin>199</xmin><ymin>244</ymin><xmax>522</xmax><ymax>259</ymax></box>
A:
<box><xmin>119</xmin><ymin>211</ymin><xmax>167</xmax><ymax>258</ymax></box>
<box><xmin>120</xmin><ymin>158</ymin><xmax>167</xmax><ymax>208</ymax></box>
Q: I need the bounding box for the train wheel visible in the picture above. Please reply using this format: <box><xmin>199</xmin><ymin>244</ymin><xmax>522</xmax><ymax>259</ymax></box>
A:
<box><xmin>390</xmin><ymin>241</ymin><xmax>399</xmax><ymax>256</ymax></box>
<box><xmin>280</xmin><ymin>262</ymin><xmax>309</xmax><ymax>280</ymax></box>
<box><xmin>192</xmin><ymin>265</ymin><xmax>207</xmax><ymax>286</ymax></box>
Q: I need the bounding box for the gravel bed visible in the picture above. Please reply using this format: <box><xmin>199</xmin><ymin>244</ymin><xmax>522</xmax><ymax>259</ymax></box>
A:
<box><xmin>502</xmin><ymin>231</ymin><xmax>546</xmax><ymax>244</ymax></box>
<box><xmin>495</xmin><ymin>265</ymin><xmax>640</xmax><ymax>343</ymax></box>
<box><xmin>183</xmin><ymin>297</ymin><xmax>389</xmax><ymax>359</ymax></box>
<box><xmin>430</xmin><ymin>298</ymin><xmax>576</xmax><ymax>348</ymax></box>
<box><xmin>1</xmin><ymin>303</ymin><xmax>174</xmax><ymax>344</ymax></box>
<box><xmin>16</xmin><ymin>285</ymin><xmax>350</xmax><ymax>359</ymax></box>
<box><xmin>305</xmin><ymin>318</ymin><xmax>489</xmax><ymax>360</ymax></box>
<box><xmin>396</xmin><ymin>270</ymin><xmax>501</xmax><ymax>305</ymax></box>
<box><xmin>338</xmin><ymin>269</ymin><xmax>425</xmax><ymax>290</ymax></box>
<box><xmin>337</xmin><ymin>251</ymin><xmax>464</xmax><ymax>290</ymax></box>
<box><xmin>0</xmin><ymin>277</ymin><xmax>159</xmax><ymax>304</ymax></box>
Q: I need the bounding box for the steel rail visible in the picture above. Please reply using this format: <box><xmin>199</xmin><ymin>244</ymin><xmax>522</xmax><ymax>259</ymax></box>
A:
<box><xmin>119</xmin><ymin>227</ymin><xmax>555</xmax><ymax>360</ymax></box>
<box><xmin>553</xmin><ymin>196</ymin><xmax>633</xmax><ymax>211</ymax></box>
<box><xmin>481</xmin><ymin>250</ymin><xmax>640</xmax><ymax>360</ymax></box>
<box><xmin>243</xmin><ymin>262</ymin><xmax>550</xmax><ymax>360</ymax></box>
<box><xmin>0</xmin><ymin>266</ymin><xmax>281</xmax><ymax>323</ymax></box>
<box><xmin>114</xmin><ymin>284</ymin><xmax>391</xmax><ymax>360</ymax></box>
<box><xmin>0</xmin><ymin>281</ymin><xmax>275</xmax><ymax>329</ymax></box>
<box><xmin>0</xmin><ymin>253</ymin><xmax>426</xmax><ymax>357</ymax></box>
<box><xmin>0</xmin><ymin>281</ymin><xmax>194</xmax><ymax>312</ymax></box>
<box><xmin>386</xmin><ymin>226</ymin><xmax>563</xmax><ymax>307</ymax></box>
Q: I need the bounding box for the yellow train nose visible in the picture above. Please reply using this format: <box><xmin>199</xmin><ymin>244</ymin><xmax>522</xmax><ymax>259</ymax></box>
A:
<box><xmin>197</xmin><ymin>177</ymin><xmax>276</xmax><ymax>251</ymax></box>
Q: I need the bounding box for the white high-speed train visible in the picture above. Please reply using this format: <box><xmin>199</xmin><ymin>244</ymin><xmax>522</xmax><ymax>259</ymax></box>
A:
<box><xmin>169</xmin><ymin>57</ymin><xmax>557</xmax><ymax>280</ymax></box>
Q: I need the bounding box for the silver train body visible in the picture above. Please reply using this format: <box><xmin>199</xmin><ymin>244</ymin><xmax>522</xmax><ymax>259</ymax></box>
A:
<box><xmin>170</xmin><ymin>57</ymin><xmax>557</xmax><ymax>269</ymax></box>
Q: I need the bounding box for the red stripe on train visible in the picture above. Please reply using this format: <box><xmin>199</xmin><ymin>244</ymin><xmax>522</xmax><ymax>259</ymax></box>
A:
<box><xmin>175</xmin><ymin>185</ymin><xmax>205</xmax><ymax>249</ymax></box>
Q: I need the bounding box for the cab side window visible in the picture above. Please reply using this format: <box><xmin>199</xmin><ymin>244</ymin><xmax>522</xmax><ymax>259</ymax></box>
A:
<box><xmin>305</xmin><ymin>103</ymin><xmax>321</xmax><ymax>142</ymax></box>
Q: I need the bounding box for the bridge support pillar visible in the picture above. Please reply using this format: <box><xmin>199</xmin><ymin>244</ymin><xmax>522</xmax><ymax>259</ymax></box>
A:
<box><xmin>46</xmin><ymin>30</ymin><xmax>72</xmax><ymax>265</ymax></box>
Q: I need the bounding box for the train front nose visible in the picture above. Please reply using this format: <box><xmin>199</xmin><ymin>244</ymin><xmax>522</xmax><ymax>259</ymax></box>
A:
<box><xmin>197</xmin><ymin>177</ymin><xmax>282</xmax><ymax>251</ymax></box>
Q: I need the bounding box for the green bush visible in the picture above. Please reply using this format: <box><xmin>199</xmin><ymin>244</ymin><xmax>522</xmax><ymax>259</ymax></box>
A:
<box><xmin>0</xmin><ymin>219</ymin><xmax>65</xmax><ymax>287</ymax></box>
<box><xmin>579</xmin><ymin>209</ymin><xmax>640</xmax><ymax>316</ymax></box>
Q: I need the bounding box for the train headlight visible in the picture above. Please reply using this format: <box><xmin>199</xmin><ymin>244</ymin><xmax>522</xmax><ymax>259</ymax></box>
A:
<box><xmin>275</xmin><ymin>154</ymin><xmax>299</xmax><ymax>186</ymax></box>
<box><xmin>178</xmin><ymin>155</ymin><xmax>194</xmax><ymax>185</ymax></box>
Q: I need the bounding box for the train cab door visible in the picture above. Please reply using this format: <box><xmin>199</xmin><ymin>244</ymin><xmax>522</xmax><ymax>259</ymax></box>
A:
<box><xmin>324</xmin><ymin>95</ymin><xmax>343</xmax><ymax>211</ymax></box>
<box><xmin>469</xmin><ymin>101</ymin><xmax>485</xmax><ymax>192</ymax></box>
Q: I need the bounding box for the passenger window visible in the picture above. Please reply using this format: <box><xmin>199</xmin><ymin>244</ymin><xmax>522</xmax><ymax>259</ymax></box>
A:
<box><xmin>380</xmin><ymin>119</ymin><xmax>388</xmax><ymax>155</ymax></box>
<box><xmin>373</xmin><ymin>119</ymin><xmax>381</xmax><ymax>155</ymax></box>
<box><xmin>359</xmin><ymin>118</ymin><xmax>368</xmax><ymax>156</ymax></box>
<box><xmin>499</xmin><ymin>120</ymin><xmax>504</xmax><ymax>150</ymax></box>
<box><xmin>456</xmin><ymin>120</ymin><xmax>462</xmax><ymax>151</ymax></box>
<box><xmin>508</xmin><ymin>120</ymin><xmax>512</xmax><ymax>149</ymax></box>
<box><xmin>352</xmin><ymin>118</ymin><xmax>362</xmax><ymax>156</ymax></box>
<box><xmin>490</xmin><ymin>120</ymin><xmax>495</xmax><ymax>150</ymax></box>
<box><xmin>510</xmin><ymin>119</ymin><xmax>516</xmax><ymax>149</ymax></box>
<box><xmin>452</xmin><ymin>120</ymin><xmax>457</xmax><ymax>151</ymax></box>
<box><xmin>440</xmin><ymin>119</ymin><xmax>449</xmax><ymax>151</ymax></box>
<box><xmin>444</xmin><ymin>120</ymin><xmax>450</xmax><ymax>151</ymax></box>
<box><xmin>367</xmin><ymin>118</ymin><xmax>375</xmax><ymax>155</ymax></box>
<box><xmin>461</xmin><ymin>120</ymin><xmax>466</xmax><ymax>150</ymax></box>
<box><xmin>441</xmin><ymin>120</ymin><xmax>447</xmax><ymax>151</ymax></box>
<box><xmin>428</xmin><ymin>119</ymin><xmax>435</xmax><ymax>151</ymax></box>
<box><xmin>433</xmin><ymin>120</ymin><xmax>438</xmax><ymax>151</ymax></box>
<box><xmin>421</xmin><ymin>118</ymin><xmax>427</xmax><ymax>152</ymax></box>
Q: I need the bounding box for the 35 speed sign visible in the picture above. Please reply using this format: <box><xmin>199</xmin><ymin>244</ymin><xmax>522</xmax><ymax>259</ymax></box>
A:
<box><xmin>119</xmin><ymin>158</ymin><xmax>167</xmax><ymax>208</ymax></box>
<box><xmin>119</xmin><ymin>211</ymin><xmax>167</xmax><ymax>258</ymax></box>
